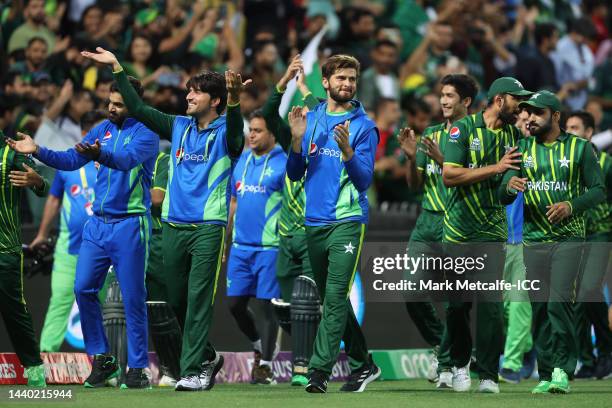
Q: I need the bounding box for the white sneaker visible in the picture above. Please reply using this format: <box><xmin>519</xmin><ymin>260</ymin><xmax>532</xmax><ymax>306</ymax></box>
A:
<box><xmin>452</xmin><ymin>365</ymin><xmax>471</xmax><ymax>392</ymax></box>
<box><xmin>437</xmin><ymin>370</ymin><xmax>453</xmax><ymax>389</ymax></box>
<box><xmin>158</xmin><ymin>375</ymin><xmax>177</xmax><ymax>387</ymax></box>
<box><xmin>427</xmin><ymin>353</ymin><xmax>439</xmax><ymax>383</ymax></box>
<box><xmin>478</xmin><ymin>379</ymin><xmax>500</xmax><ymax>393</ymax></box>
<box><xmin>175</xmin><ymin>375</ymin><xmax>202</xmax><ymax>391</ymax></box>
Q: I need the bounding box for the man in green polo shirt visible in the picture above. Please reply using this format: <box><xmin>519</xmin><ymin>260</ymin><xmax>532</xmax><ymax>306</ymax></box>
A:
<box><xmin>441</xmin><ymin>77</ymin><xmax>532</xmax><ymax>394</ymax></box>
<box><xmin>500</xmin><ymin>91</ymin><xmax>606</xmax><ymax>394</ymax></box>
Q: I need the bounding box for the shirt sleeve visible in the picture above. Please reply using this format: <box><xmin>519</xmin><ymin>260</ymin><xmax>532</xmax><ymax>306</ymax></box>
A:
<box><xmin>569</xmin><ymin>143</ymin><xmax>605</xmax><ymax>214</ymax></box>
<box><xmin>13</xmin><ymin>153</ymin><xmax>49</xmax><ymax>196</ymax></box>
<box><xmin>49</xmin><ymin>171</ymin><xmax>65</xmax><ymax>198</ymax></box>
<box><xmin>97</xmin><ymin>127</ymin><xmax>159</xmax><ymax>171</ymax></box>
<box><xmin>225</xmin><ymin>104</ymin><xmax>244</xmax><ymax>158</ymax></box>
<box><xmin>34</xmin><ymin>126</ymin><xmax>101</xmax><ymax>170</ymax></box>
<box><xmin>152</xmin><ymin>154</ymin><xmax>169</xmax><ymax>191</ymax></box>
<box><xmin>286</xmin><ymin>149</ymin><xmax>306</xmax><ymax>181</ymax></box>
<box><xmin>113</xmin><ymin>68</ymin><xmax>175</xmax><ymax>139</ymax></box>
<box><xmin>443</xmin><ymin>122</ymin><xmax>468</xmax><ymax>167</ymax></box>
<box><xmin>344</xmin><ymin>126</ymin><xmax>379</xmax><ymax>192</ymax></box>
<box><xmin>230</xmin><ymin>166</ymin><xmax>237</xmax><ymax>197</ymax></box>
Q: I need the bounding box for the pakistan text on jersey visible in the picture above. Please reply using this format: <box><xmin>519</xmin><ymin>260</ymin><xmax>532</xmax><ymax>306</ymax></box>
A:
<box><xmin>526</xmin><ymin>180</ymin><xmax>568</xmax><ymax>191</ymax></box>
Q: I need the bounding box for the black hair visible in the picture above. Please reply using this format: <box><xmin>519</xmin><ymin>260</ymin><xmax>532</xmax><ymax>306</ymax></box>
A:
<box><xmin>567</xmin><ymin>110</ymin><xmax>595</xmax><ymax>130</ymax></box>
<box><xmin>27</xmin><ymin>36</ymin><xmax>48</xmax><ymax>48</ymax></box>
<box><xmin>374</xmin><ymin>39</ymin><xmax>398</xmax><ymax>50</ymax></box>
<box><xmin>185</xmin><ymin>71</ymin><xmax>227</xmax><ymax>114</ymax></box>
<box><xmin>80</xmin><ymin>109</ymin><xmax>108</xmax><ymax>132</ymax></box>
<box><xmin>111</xmin><ymin>75</ymin><xmax>144</xmax><ymax>98</ymax></box>
<box><xmin>402</xmin><ymin>95</ymin><xmax>431</xmax><ymax>116</ymax></box>
<box><xmin>374</xmin><ymin>97</ymin><xmax>398</xmax><ymax>113</ymax></box>
<box><xmin>349</xmin><ymin>7</ymin><xmax>375</xmax><ymax>24</ymax></box>
<box><xmin>241</xmin><ymin>84</ymin><xmax>259</xmax><ymax>100</ymax></box>
<box><xmin>127</xmin><ymin>34</ymin><xmax>154</xmax><ymax>63</ymax></box>
<box><xmin>568</xmin><ymin>17</ymin><xmax>597</xmax><ymax>39</ymax></box>
<box><xmin>534</xmin><ymin>22</ymin><xmax>558</xmax><ymax>47</ymax></box>
<box><xmin>440</xmin><ymin>74</ymin><xmax>478</xmax><ymax>105</ymax></box>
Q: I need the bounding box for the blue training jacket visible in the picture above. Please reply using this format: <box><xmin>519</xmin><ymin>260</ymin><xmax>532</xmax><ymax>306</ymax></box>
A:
<box><xmin>36</xmin><ymin>118</ymin><xmax>159</xmax><ymax>220</ymax></box>
<box><xmin>286</xmin><ymin>100</ymin><xmax>378</xmax><ymax>226</ymax></box>
<box><xmin>506</xmin><ymin>192</ymin><xmax>524</xmax><ymax>244</ymax></box>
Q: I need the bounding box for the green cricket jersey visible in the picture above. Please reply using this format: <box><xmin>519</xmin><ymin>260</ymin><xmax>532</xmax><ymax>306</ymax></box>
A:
<box><xmin>443</xmin><ymin>112</ymin><xmax>522</xmax><ymax>242</ymax></box>
<box><xmin>416</xmin><ymin>122</ymin><xmax>448</xmax><ymax>212</ymax></box>
<box><xmin>584</xmin><ymin>149</ymin><xmax>612</xmax><ymax>236</ymax></box>
<box><xmin>500</xmin><ymin>132</ymin><xmax>606</xmax><ymax>243</ymax></box>
<box><xmin>151</xmin><ymin>151</ymin><xmax>169</xmax><ymax>231</ymax></box>
<box><xmin>0</xmin><ymin>135</ymin><xmax>49</xmax><ymax>253</ymax></box>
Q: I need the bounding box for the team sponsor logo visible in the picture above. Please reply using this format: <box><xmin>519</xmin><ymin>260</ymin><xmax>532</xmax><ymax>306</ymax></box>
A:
<box><xmin>318</xmin><ymin>147</ymin><xmax>342</xmax><ymax>158</ymax></box>
<box><xmin>469</xmin><ymin>138</ymin><xmax>481</xmax><ymax>151</ymax></box>
<box><xmin>94</xmin><ymin>161</ymin><xmax>100</xmax><ymax>170</ymax></box>
<box><xmin>524</xmin><ymin>155</ymin><xmax>535</xmax><ymax>168</ymax></box>
<box><xmin>84</xmin><ymin>202</ymin><xmax>93</xmax><ymax>216</ymax></box>
<box><xmin>449</xmin><ymin>127</ymin><xmax>461</xmax><ymax>139</ymax></box>
<box><xmin>426</xmin><ymin>163</ymin><xmax>442</xmax><ymax>175</ymax></box>
<box><xmin>175</xmin><ymin>147</ymin><xmax>184</xmax><ymax>159</ymax></box>
<box><xmin>70</xmin><ymin>184</ymin><xmax>81</xmax><ymax>197</ymax></box>
<box><xmin>236</xmin><ymin>181</ymin><xmax>266</xmax><ymax>195</ymax></box>
<box><xmin>308</xmin><ymin>143</ymin><xmax>318</xmax><ymax>157</ymax></box>
<box><xmin>182</xmin><ymin>152</ymin><xmax>209</xmax><ymax>162</ymax></box>
<box><xmin>526</xmin><ymin>180</ymin><xmax>568</xmax><ymax>191</ymax></box>
<box><xmin>103</xmin><ymin>131</ymin><xmax>112</xmax><ymax>141</ymax></box>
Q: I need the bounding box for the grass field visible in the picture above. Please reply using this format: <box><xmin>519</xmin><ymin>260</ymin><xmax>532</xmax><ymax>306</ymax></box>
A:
<box><xmin>2</xmin><ymin>380</ymin><xmax>612</xmax><ymax>408</ymax></box>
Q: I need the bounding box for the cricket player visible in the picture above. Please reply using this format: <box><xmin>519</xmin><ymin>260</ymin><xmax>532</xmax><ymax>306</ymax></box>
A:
<box><xmin>565</xmin><ymin>111</ymin><xmax>612</xmax><ymax>379</ymax></box>
<box><xmin>7</xmin><ymin>76</ymin><xmax>159</xmax><ymax>389</ymax></box>
<box><xmin>287</xmin><ymin>54</ymin><xmax>380</xmax><ymax>393</ymax></box>
<box><xmin>441</xmin><ymin>77</ymin><xmax>532</xmax><ymax>393</ymax></box>
<box><xmin>262</xmin><ymin>55</ymin><xmax>320</xmax><ymax>386</ymax></box>
<box><xmin>34</xmin><ymin>111</ymin><xmax>107</xmax><ymax>353</ymax></box>
<box><xmin>500</xmin><ymin>91</ymin><xmax>605</xmax><ymax>394</ymax></box>
<box><xmin>226</xmin><ymin>110</ymin><xmax>287</xmax><ymax>385</ymax></box>
<box><xmin>81</xmin><ymin>47</ymin><xmax>246</xmax><ymax>391</ymax></box>
<box><xmin>400</xmin><ymin>74</ymin><xmax>478</xmax><ymax>386</ymax></box>
<box><xmin>1</xmin><ymin>130</ymin><xmax>49</xmax><ymax>387</ymax></box>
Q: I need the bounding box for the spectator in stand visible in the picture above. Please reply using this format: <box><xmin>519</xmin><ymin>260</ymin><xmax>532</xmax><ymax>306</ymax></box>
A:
<box><xmin>8</xmin><ymin>0</ymin><xmax>56</xmax><ymax>54</ymax></box>
<box><xmin>358</xmin><ymin>39</ymin><xmax>400</xmax><ymax>112</ymax></box>
<box><xmin>514</xmin><ymin>22</ymin><xmax>560</xmax><ymax>93</ymax></box>
<box><xmin>552</xmin><ymin>17</ymin><xmax>597</xmax><ymax>110</ymax></box>
<box><xmin>247</xmin><ymin>40</ymin><xmax>284</xmax><ymax>104</ymax></box>
<box><xmin>10</xmin><ymin>37</ymin><xmax>49</xmax><ymax>81</ymax></box>
<box><xmin>334</xmin><ymin>7</ymin><xmax>377</xmax><ymax>69</ymax></box>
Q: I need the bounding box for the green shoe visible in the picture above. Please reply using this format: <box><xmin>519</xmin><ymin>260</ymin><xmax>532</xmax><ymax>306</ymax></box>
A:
<box><xmin>548</xmin><ymin>368</ymin><xmax>570</xmax><ymax>394</ymax></box>
<box><xmin>531</xmin><ymin>380</ymin><xmax>550</xmax><ymax>394</ymax></box>
<box><xmin>26</xmin><ymin>365</ymin><xmax>47</xmax><ymax>388</ymax></box>
<box><xmin>291</xmin><ymin>374</ymin><xmax>308</xmax><ymax>386</ymax></box>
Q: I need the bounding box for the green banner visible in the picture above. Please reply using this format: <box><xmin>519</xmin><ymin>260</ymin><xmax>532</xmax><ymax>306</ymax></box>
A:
<box><xmin>371</xmin><ymin>349</ymin><xmax>433</xmax><ymax>380</ymax></box>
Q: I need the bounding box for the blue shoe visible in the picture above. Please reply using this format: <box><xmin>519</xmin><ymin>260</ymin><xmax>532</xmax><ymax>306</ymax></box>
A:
<box><xmin>499</xmin><ymin>367</ymin><xmax>520</xmax><ymax>384</ymax></box>
<box><xmin>520</xmin><ymin>348</ymin><xmax>536</xmax><ymax>379</ymax></box>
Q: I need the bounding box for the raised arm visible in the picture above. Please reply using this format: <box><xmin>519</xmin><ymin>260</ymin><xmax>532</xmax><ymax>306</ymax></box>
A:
<box><xmin>7</xmin><ymin>132</ymin><xmax>90</xmax><ymax>171</ymax></box>
<box><xmin>225</xmin><ymin>70</ymin><xmax>249</xmax><ymax>158</ymax></box>
<box><xmin>81</xmin><ymin>47</ymin><xmax>175</xmax><ymax>138</ymax></box>
<box><xmin>286</xmin><ymin>106</ymin><xmax>307</xmax><ymax>181</ymax></box>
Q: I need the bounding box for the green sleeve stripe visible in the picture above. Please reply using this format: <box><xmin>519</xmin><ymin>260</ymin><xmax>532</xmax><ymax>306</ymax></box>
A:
<box><xmin>211</xmin><ymin>226</ymin><xmax>226</xmax><ymax>305</ymax></box>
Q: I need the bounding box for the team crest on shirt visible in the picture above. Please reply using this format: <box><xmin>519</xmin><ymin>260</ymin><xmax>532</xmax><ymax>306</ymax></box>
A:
<box><xmin>449</xmin><ymin>127</ymin><xmax>460</xmax><ymax>140</ymax></box>
<box><xmin>70</xmin><ymin>184</ymin><xmax>81</xmax><ymax>197</ymax></box>
<box><xmin>469</xmin><ymin>138</ymin><xmax>481</xmax><ymax>151</ymax></box>
<box><xmin>524</xmin><ymin>155</ymin><xmax>534</xmax><ymax>168</ymax></box>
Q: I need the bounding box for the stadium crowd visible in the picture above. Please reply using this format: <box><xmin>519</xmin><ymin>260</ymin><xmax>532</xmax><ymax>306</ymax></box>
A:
<box><xmin>1</xmin><ymin>0</ymin><xmax>612</xmax><ymax>396</ymax></box>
